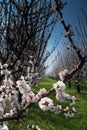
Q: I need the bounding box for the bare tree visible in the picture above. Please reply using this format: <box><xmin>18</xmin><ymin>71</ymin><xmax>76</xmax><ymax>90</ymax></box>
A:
<box><xmin>0</xmin><ymin>0</ymin><xmax>58</xmax><ymax>79</ymax></box>
<box><xmin>51</xmin><ymin>1</ymin><xmax>87</xmax><ymax>79</ymax></box>
<box><xmin>51</xmin><ymin>7</ymin><xmax>87</xmax><ymax>92</ymax></box>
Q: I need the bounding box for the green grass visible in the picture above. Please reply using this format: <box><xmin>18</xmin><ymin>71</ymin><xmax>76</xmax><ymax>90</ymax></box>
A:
<box><xmin>9</xmin><ymin>77</ymin><xmax>87</xmax><ymax>130</ymax></box>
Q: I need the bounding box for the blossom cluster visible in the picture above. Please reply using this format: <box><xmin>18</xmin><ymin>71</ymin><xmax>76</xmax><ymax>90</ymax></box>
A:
<box><xmin>38</xmin><ymin>80</ymin><xmax>77</xmax><ymax>117</ymax></box>
<box><xmin>53</xmin><ymin>81</ymin><xmax>76</xmax><ymax>104</ymax></box>
<box><xmin>0</xmin><ymin>74</ymin><xmax>18</xmax><ymax>118</ymax></box>
<box><xmin>16</xmin><ymin>76</ymin><xmax>38</xmax><ymax>105</ymax></box>
<box><xmin>0</xmin><ymin>62</ymin><xmax>46</xmax><ymax>117</ymax></box>
<box><xmin>63</xmin><ymin>106</ymin><xmax>77</xmax><ymax>117</ymax></box>
<box><xmin>0</xmin><ymin>62</ymin><xmax>77</xmax><ymax>130</ymax></box>
<box><xmin>0</xmin><ymin>63</ymin><xmax>11</xmax><ymax>79</ymax></box>
<box><xmin>25</xmin><ymin>56</ymin><xmax>40</xmax><ymax>86</ymax></box>
<box><xmin>0</xmin><ymin>62</ymin><xmax>39</xmax><ymax>129</ymax></box>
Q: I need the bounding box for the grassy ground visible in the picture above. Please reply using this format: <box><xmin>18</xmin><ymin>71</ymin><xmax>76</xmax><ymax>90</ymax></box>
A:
<box><xmin>9</xmin><ymin>77</ymin><xmax>87</xmax><ymax>130</ymax></box>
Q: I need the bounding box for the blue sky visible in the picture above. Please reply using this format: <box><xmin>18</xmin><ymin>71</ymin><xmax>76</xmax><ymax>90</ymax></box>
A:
<box><xmin>63</xmin><ymin>0</ymin><xmax>87</xmax><ymax>26</ymax></box>
<box><xmin>45</xmin><ymin>0</ymin><xmax>87</xmax><ymax>74</ymax></box>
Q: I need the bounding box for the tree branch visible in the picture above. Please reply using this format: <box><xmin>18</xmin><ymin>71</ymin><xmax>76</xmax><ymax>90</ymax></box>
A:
<box><xmin>0</xmin><ymin>88</ymin><xmax>55</xmax><ymax>122</ymax></box>
<box><xmin>54</xmin><ymin>0</ymin><xmax>86</xmax><ymax>82</ymax></box>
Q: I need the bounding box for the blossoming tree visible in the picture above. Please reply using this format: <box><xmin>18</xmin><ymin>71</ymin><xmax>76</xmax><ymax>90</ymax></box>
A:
<box><xmin>0</xmin><ymin>0</ymin><xmax>87</xmax><ymax>130</ymax></box>
<box><xmin>0</xmin><ymin>60</ymin><xmax>77</xmax><ymax>130</ymax></box>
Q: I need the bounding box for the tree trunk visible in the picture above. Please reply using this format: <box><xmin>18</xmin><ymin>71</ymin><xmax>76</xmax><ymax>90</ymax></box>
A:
<box><xmin>75</xmin><ymin>80</ymin><xmax>81</xmax><ymax>93</ymax></box>
<box><xmin>68</xmin><ymin>80</ymin><xmax>71</xmax><ymax>88</ymax></box>
<box><xmin>76</xmin><ymin>85</ymin><xmax>80</xmax><ymax>93</ymax></box>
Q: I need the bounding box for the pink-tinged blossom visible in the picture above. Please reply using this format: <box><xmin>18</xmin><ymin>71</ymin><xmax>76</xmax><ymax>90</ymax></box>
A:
<box><xmin>2</xmin><ymin>64</ymin><xmax>8</xmax><ymax>69</ymax></box>
<box><xmin>64</xmin><ymin>111</ymin><xmax>74</xmax><ymax>118</ymax></box>
<box><xmin>36</xmin><ymin>88</ymin><xmax>47</xmax><ymax>99</ymax></box>
<box><xmin>16</xmin><ymin>76</ymin><xmax>31</xmax><ymax>93</ymax></box>
<box><xmin>59</xmin><ymin>69</ymin><xmax>69</xmax><ymax>81</ymax></box>
<box><xmin>56</xmin><ymin>93</ymin><xmax>65</xmax><ymax>102</ymax></box>
<box><xmin>4</xmin><ymin>112</ymin><xmax>13</xmax><ymax>118</ymax></box>
<box><xmin>52</xmin><ymin>105</ymin><xmax>62</xmax><ymax>114</ymax></box>
<box><xmin>63</xmin><ymin>93</ymin><xmax>70</xmax><ymax>99</ymax></box>
<box><xmin>39</xmin><ymin>97</ymin><xmax>54</xmax><ymax>111</ymax></box>
<box><xmin>22</xmin><ymin>91</ymin><xmax>37</xmax><ymax>104</ymax></box>
<box><xmin>63</xmin><ymin>107</ymin><xmax>76</xmax><ymax>118</ymax></box>
<box><xmin>3</xmin><ymin>78</ymin><xmax>13</xmax><ymax>87</ymax></box>
<box><xmin>53</xmin><ymin>81</ymin><xmax>66</xmax><ymax>93</ymax></box>
<box><xmin>55</xmin><ymin>92</ymin><xmax>70</xmax><ymax>102</ymax></box>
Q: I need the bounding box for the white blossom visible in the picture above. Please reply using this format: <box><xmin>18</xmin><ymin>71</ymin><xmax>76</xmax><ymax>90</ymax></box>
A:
<box><xmin>16</xmin><ymin>76</ymin><xmax>31</xmax><ymax>93</ymax></box>
<box><xmin>59</xmin><ymin>69</ymin><xmax>69</xmax><ymax>81</ymax></box>
<box><xmin>70</xmin><ymin>96</ymin><xmax>76</xmax><ymax>106</ymax></box>
<box><xmin>53</xmin><ymin>81</ymin><xmax>66</xmax><ymax>93</ymax></box>
<box><xmin>52</xmin><ymin>105</ymin><xmax>62</xmax><ymax>114</ymax></box>
<box><xmin>71</xmin><ymin>96</ymin><xmax>76</xmax><ymax>101</ymax></box>
<box><xmin>3</xmin><ymin>78</ymin><xmax>13</xmax><ymax>87</ymax></box>
<box><xmin>70</xmin><ymin>101</ymin><xmax>76</xmax><ymax>106</ymax></box>
<box><xmin>72</xmin><ymin>107</ymin><xmax>77</xmax><ymax>113</ymax></box>
<box><xmin>56</xmin><ymin>93</ymin><xmax>66</xmax><ymax>102</ymax></box>
<box><xmin>64</xmin><ymin>112</ymin><xmax>69</xmax><ymax>117</ymax></box>
<box><xmin>39</xmin><ymin>97</ymin><xmax>54</xmax><ymax>111</ymax></box>
<box><xmin>0</xmin><ymin>123</ymin><xmax>9</xmax><ymax>130</ymax></box>
<box><xmin>68</xmin><ymin>112</ymin><xmax>74</xmax><ymax>117</ymax></box>
<box><xmin>36</xmin><ymin>88</ymin><xmax>47</xmax><ymax>99</ymax></box>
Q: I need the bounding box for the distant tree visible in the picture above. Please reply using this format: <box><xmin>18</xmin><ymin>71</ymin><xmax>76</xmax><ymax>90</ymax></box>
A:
<box><xmin>51</xmin><ymin>8</ymin><xmax>87</xmax><ymax>92</ymax></box>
